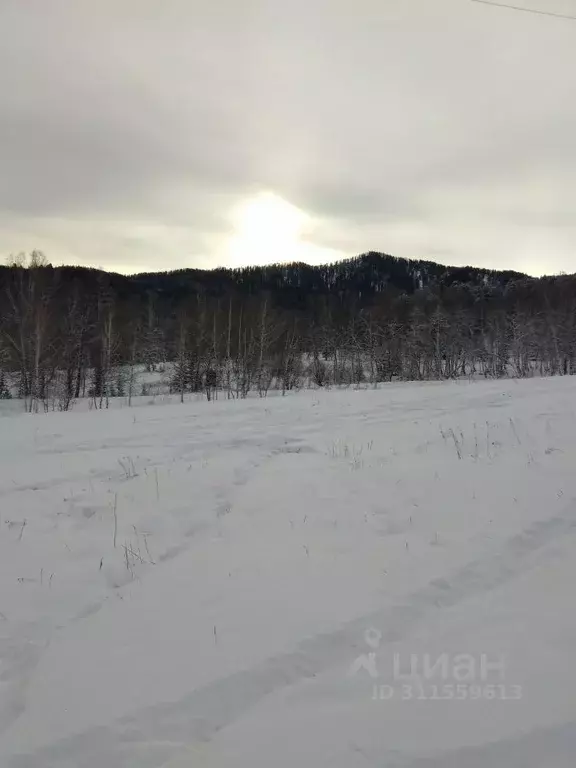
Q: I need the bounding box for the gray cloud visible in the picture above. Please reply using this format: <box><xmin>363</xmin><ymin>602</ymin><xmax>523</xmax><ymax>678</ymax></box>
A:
<box><xmin>1</xmin><ymin>0</ymin><xmax>575</xmax><ymax>275</ymax></box>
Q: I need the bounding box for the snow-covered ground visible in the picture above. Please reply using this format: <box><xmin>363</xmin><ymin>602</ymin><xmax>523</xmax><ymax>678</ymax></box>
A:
<box><xmin>1</xmin><ymin>377</ymin><xmax>575</xmax><ymax>767</ymax></box>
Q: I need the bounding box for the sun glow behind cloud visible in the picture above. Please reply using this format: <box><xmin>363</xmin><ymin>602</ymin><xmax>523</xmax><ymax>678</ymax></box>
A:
<box><xmin>225</xmin><ymin>192</ymin><xmax>338</xmax><ymax>267</ymax></box>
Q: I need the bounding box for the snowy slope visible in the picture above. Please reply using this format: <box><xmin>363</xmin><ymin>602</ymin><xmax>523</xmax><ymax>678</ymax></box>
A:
<box><xmin>1</xmin><ymin>378</ymin><xmax>575</xmax><ymax>766</ymax></box>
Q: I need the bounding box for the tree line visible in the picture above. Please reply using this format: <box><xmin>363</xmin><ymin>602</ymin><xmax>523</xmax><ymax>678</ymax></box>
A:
<box><xmin>0</xmin><ymin>250</ymin><xmax>573</xmax><ymax>411</ymax></box>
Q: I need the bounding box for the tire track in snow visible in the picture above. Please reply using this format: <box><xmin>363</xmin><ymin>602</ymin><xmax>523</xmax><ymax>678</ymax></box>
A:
<box><xmin>6</xmin><ymin>499</ymin><xmax>576</xmax><ymax>768</ymax></box>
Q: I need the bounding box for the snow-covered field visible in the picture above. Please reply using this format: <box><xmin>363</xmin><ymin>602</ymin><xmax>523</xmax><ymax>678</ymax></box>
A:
<box><xmin>1</xmin><ymin>377</ymin><xmax>575</xmax><ymax>767</ymax></box>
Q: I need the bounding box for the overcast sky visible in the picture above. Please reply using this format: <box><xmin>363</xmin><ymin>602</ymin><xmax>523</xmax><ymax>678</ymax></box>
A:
<box><xmin>1</xmin><ymin>0</ymin><xmax>575</xmax><ymax>276</ymax></box>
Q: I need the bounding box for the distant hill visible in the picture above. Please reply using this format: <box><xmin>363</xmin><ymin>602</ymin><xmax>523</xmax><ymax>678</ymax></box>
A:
<box><xmin>0</xmin><ymin>250</ymin><xmax>531</xmax><ymax>309</ymax></box>
<box><xmin>130</xmin><ymin>251</ymin><xmax>528</xmax><ymax>303</ymax></box>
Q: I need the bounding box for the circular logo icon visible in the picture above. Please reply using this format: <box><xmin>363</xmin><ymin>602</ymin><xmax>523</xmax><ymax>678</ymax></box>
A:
<box><xmin>364</xmin><ymin>627</ymin><xmax>382</xmax><ymax>649</ymax></box>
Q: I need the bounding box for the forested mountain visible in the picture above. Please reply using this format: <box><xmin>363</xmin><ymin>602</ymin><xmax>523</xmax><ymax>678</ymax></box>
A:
<box><xmin>130</xmin><ymin>251</ymin><xmax>525</xmax><ymax>301</ymax></box>
<box><xmin>0</xmin><ymin>250</ymin><xmax>525</xmax><ymax>306</ymax></box>
<box><xmin>0</xmin><ymin>250</ymin><xmax>574</xmax><ymax>410</ymax></box>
